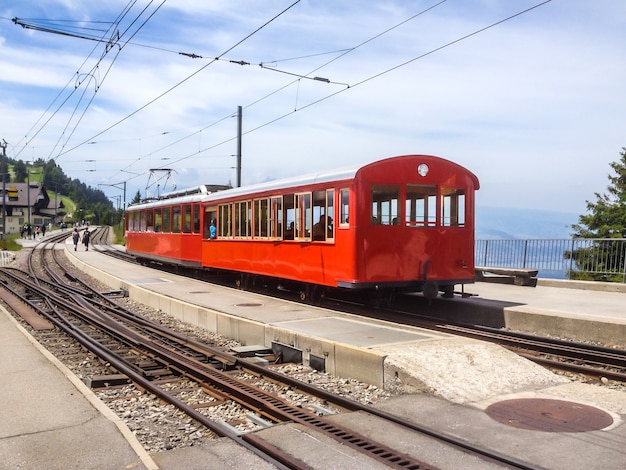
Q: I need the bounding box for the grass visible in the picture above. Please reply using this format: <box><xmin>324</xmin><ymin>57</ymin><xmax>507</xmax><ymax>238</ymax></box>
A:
<box><xmin>3</xmin><ymin>233</ymin><xmax>23</xmax><ymax>251</ymax></box>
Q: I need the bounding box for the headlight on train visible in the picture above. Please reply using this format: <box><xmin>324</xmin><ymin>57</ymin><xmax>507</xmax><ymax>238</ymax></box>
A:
<box><xmin>417</xmin><ymin>163</ymin><xmax>429</xmax><ymax>177</ymax></box>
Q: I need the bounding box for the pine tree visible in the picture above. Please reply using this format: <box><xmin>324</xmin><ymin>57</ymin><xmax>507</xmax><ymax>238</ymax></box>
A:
<box><xmin>566</xmin><ymin>148</ymin><xmax>626</xmax><ymax>281</ymax></box>
<box><xmin>572</xmin><ymin>147</ymin><xmax>626</xmax><ymax>238</ymax></box>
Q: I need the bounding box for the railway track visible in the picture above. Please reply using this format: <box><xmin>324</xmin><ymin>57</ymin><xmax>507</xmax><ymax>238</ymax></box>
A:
<box><xmin>86</xmin><ymin>229</ymin><xmax>626</xmax><ymax>385</ymax></box>
<box><xmin>0</xmin><ymin>231</ymin><xmax>547</xmax><ymax>469</ymax></box>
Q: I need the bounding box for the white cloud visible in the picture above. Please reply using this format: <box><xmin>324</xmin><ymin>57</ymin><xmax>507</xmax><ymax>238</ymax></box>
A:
<box><xmin>0</xmin><ymin>0</ymin><xmax>624</xmax><ymax>215</ymax></box>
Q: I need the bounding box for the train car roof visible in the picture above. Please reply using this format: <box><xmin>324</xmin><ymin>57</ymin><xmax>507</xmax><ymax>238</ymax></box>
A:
<box><xmin>127</xmin><ymin>155</ymin><xmax>478</xmax><ymax>209</ymax></box>
<box><xmin>204</xmin><ymin>166</ymin><xmax>359</xmax><ymax>202</ymax></box>
<box><xmin>127</xmin><ymin>166</ymin><xmax>358</xmax><ymax>210</ymax></box>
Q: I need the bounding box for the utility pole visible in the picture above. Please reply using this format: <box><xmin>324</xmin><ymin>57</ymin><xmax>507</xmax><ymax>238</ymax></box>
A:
<box><xmin>1</xmin><ymin>139</ymin><xmax>7</xmax><ymax>248</ymax></box>
<box><xmin>237</xmin><ymin>105</ymin><xmax>242</xmax><ymax>187</ymax></box>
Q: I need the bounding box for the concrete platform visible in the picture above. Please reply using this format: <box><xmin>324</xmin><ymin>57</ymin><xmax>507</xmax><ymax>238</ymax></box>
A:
<box><xmin>4</xmin><ymin>233</ymin><xmax>625</xmax><ymax>469</ymax></box>
<box><xmin>0</xmin><ymin>307</ymin><xmax>157</xmax><ymax>470</ymax></box>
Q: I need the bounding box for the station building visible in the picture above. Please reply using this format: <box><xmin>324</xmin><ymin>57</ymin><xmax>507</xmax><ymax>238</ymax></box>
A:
<box><xmin>0</xmin><ymin>182</ymin><xmax>63</xmax><ymax>235</ymax></box>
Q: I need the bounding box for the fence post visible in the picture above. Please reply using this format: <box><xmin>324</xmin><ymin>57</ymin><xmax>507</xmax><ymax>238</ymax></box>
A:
<box><xmin>567</xmin><ymin>239</ymin><xmax>575</xmax><ymax>280</ymax></box>
<box><xmin>483</xmin><ymin>240</ymin><xmax>489</xmax><ymax>266</ymax></box>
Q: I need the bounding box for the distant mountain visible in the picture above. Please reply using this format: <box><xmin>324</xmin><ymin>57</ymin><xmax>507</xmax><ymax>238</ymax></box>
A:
<box><xmin>475</xmin><ymin>206</ymin><xmax>578</xmax><ymax>239</ymax></box>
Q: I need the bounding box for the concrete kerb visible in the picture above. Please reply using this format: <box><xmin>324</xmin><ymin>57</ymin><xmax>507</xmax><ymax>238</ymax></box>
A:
<box><xmin>265</xmin><ymin>324</ymin><xmax>387</xmax><ymax>387</ymax></box>
<box><xmin>503</xmin><ymin>307</ymin><xmax>626</xmax><ymax>347</ymax></box>
<box><xmin>538</xmin><ymin>278</ymin><xmax>626</xmax><ymax>293</ymax></box>
<box><xmin>65</xmin><ymin>247</ymin><xmax>390</xmax><ymax>387</ymax></box>
<box><xmin>1</xmin><ymin>306</ymin><xmax>159</xmax><ymax>470</ymax></box>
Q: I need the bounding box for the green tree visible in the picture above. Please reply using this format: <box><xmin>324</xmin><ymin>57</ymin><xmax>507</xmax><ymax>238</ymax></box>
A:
<box><xmin>566</xmin><ymin>147</ymin><xmax>626</xmax><ymax>281</ymax></box>
<box><xmin>131</xmin><ymin>190</ymin><xmax>141</xmax><ymax>204</ymax></box>
<box><xmin>13</xmin><ymin>160</ymin><xmax>27</xmax><ymax>182</ymax></box>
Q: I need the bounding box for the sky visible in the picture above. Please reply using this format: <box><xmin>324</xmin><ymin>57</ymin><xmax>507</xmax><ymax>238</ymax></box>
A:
<box><xmin>0</xmin><ymin>0</ymin><xmax>624</xmax><ymax>216</ymax></box>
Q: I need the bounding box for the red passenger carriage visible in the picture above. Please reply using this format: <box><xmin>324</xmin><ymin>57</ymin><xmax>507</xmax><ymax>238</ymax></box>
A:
<box><xmin>125</xmin><ymin>155</ymin><xmax>479</xmax><ymax>301</ymax></box>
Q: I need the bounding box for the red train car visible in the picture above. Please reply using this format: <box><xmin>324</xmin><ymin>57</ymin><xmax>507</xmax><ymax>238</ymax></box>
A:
<box><xmin>125</xmin><ymin>155</ymin><xmax>479</xmax><ymax>301</ymax></box>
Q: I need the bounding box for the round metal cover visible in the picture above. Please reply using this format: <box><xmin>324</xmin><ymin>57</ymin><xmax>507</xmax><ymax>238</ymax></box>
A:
<box><xmin>234</xmin><ymin>302</ymin><xmax>263</xmax><ymax>307</ymax></box>
<box><xmin>486</xmin><ymin>398</ymin><xmax>613</xmax><ymax>432</ymax></box>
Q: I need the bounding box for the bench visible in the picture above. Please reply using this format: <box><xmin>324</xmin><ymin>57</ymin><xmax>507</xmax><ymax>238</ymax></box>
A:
<box><xmin>475</xmin><ymin>266</ymin><xmax>538</xmax><ymax>287</ymax></box>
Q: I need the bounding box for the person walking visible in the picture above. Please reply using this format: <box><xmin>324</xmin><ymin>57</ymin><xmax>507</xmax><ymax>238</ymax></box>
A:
<box><xmin>82</xmin><ymin>228</ymin><xmax>90</xmax><ymax>251</ymax></box>
<box><xmin>72</xmin><ymin>228</ymin><xmax>80</xmax><ymax>251</ymax></box>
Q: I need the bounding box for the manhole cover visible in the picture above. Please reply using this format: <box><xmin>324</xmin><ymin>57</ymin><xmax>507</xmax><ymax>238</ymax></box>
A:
<box><xmin>235</xmin><ymin>303</ymin><xmax>263</xmax><ymax>307</ymax></box>
<box><xmin>486</xmin><ymin>398</ymin><xmax>613</xmax><ymax>432</ymax></box>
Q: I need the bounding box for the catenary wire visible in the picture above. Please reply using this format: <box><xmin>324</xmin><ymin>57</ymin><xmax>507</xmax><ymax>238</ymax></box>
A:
<box><xmin>54</xmin><ymin>0</ymin><xmax>303</xmax><ymax>163</ymax></box>
<box><xmin>122</xmin><ymin>1</ymin><xmax>552</xmax><ymax>181</ymax></box>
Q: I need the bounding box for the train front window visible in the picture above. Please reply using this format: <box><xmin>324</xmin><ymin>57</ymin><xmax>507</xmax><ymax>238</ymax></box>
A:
<box><xmin>441</xmin><ymin>188</ymin><xmax>465</xmax><ymax>227</ymax></box>
<box><xmin>371</xmin><ymin>185</ymin><xmax>398</xmax><ymax>225</ymax></box>
<box><xmin>406</xmin><ymin>184</ymin><xmax>437</xmax><ymax>227</ymax></box>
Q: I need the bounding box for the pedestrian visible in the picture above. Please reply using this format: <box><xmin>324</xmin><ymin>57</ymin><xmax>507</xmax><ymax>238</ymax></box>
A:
<box><xmin>82</xmin><ymin>228</ymin><xmax>90</xmax><ymax>251</ymax></box>
<box><xmin>72</xmin><ymin>228</ymin><xmax>80</xmax><ymax>251</ymax></box>
<box><xmin>27</xmin><ymin>224</ymin><xmax>32</xmax><ymax>239</ymax></box>
<box><xmin>41</xmin><ymin>224</ymin><xmax>46</xmax><ymax>237</ymax></box>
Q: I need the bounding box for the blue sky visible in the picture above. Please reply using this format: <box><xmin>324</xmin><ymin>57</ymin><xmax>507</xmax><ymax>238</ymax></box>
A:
<box><xmin>1</xmin><ymin>1</ymin><xmax>624</xmax><ymax>216</ymax></box>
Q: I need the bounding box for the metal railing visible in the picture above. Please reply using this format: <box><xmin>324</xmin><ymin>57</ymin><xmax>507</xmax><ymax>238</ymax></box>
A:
<box><xmin>475</xmin><ymin>238</ymin><xmax>626</xmax><ymax>282</ymax></box>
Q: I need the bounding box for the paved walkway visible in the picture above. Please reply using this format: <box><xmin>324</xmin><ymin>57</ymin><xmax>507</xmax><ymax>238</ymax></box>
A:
<box><xmin>0</xmin><ymin>307</ymin><xmax>157</xmax><ymax>470</ymax></box>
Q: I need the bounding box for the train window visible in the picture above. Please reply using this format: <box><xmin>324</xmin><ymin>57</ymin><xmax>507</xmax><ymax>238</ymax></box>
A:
<box><xmin>146</xmin><ymin>209</ymin><xmax>154</xmax><ymax>232</ymax></box>
<box><xmin>441</xmin><ymin>188</ymin><xmax>465</xmax><ymax>227</ymax></box>
<box><xmin>312</xmin><ymin>190</ymin><xmax>334</xmax><ymax>241</ymax></box>
<box><xmin>253</xmin><ymin>198</ymin><xmax>269</xmax><ymax>238</ymax></box>
<box><xmin>172</xmin><ymin>205</ymin><xmax>181</xmax><ymax>233</ymax></box>
<box><xmin>204</xmin><ymin>208</ymin><xmax>217</xmax><ymax>239</ymax></box>
<box><xmin>283</xmin><ymin>194</ymin><xmax>295</xmax><ymax>240</ymax></box>
<box><xmin>406</xmin><ymin>184</ymin><xmax>437</xmax><ymax>227</ymax></box>
<box><xmin>371</xmin><ymin>185</ymin><xmax>399</xmax><ymax>225</ymax></box>
<box><xmin>295</xmin><ymin>192</ymin><xmax>312</xmax><ymax>240</ymax></box>
<box><xmin>270</xmin><ymin>197</ymin><xmax>282</xmax><ymax>239</ymax></box>
<box><xmin>140</xmin><ymin>210</ymin><xmax>147</xmax><ymax>232</ymax></box>
<box><xmin>182</xmin><ymin>205</ymin><xmax>192</xmax><ymax>233</ymax></box>
<box><xmin>340</xmin><ymin>189</ymin><xmax>349</xmax><ymax>226</ymax></box>
<box><xmin>133</xmin><ymin>212</ymin><xmax>139</xmax><ymax>231</ymax></box>
<box><xmin>154</xmin><ymin>208</ymin><xmax>162</xmax><ymax>232</ymax></box>
<box><xmin>234</xmin><ymin>200</ymin><xmax>251</xmax><ymax>238</ymax></box>
<box><xmin>218</xmin><ymin>203</ymin><xmax>232</xmax><ymax>238</ymax></box>
<box><xmin>162</xmin><ymin>207</ymin><xmax>171</xmax><ymax>233</ymax></box>
<box><xmin>193</xmin><ymin>204</ymin><xmax>201</xmax><ymax>233</ymax></box>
